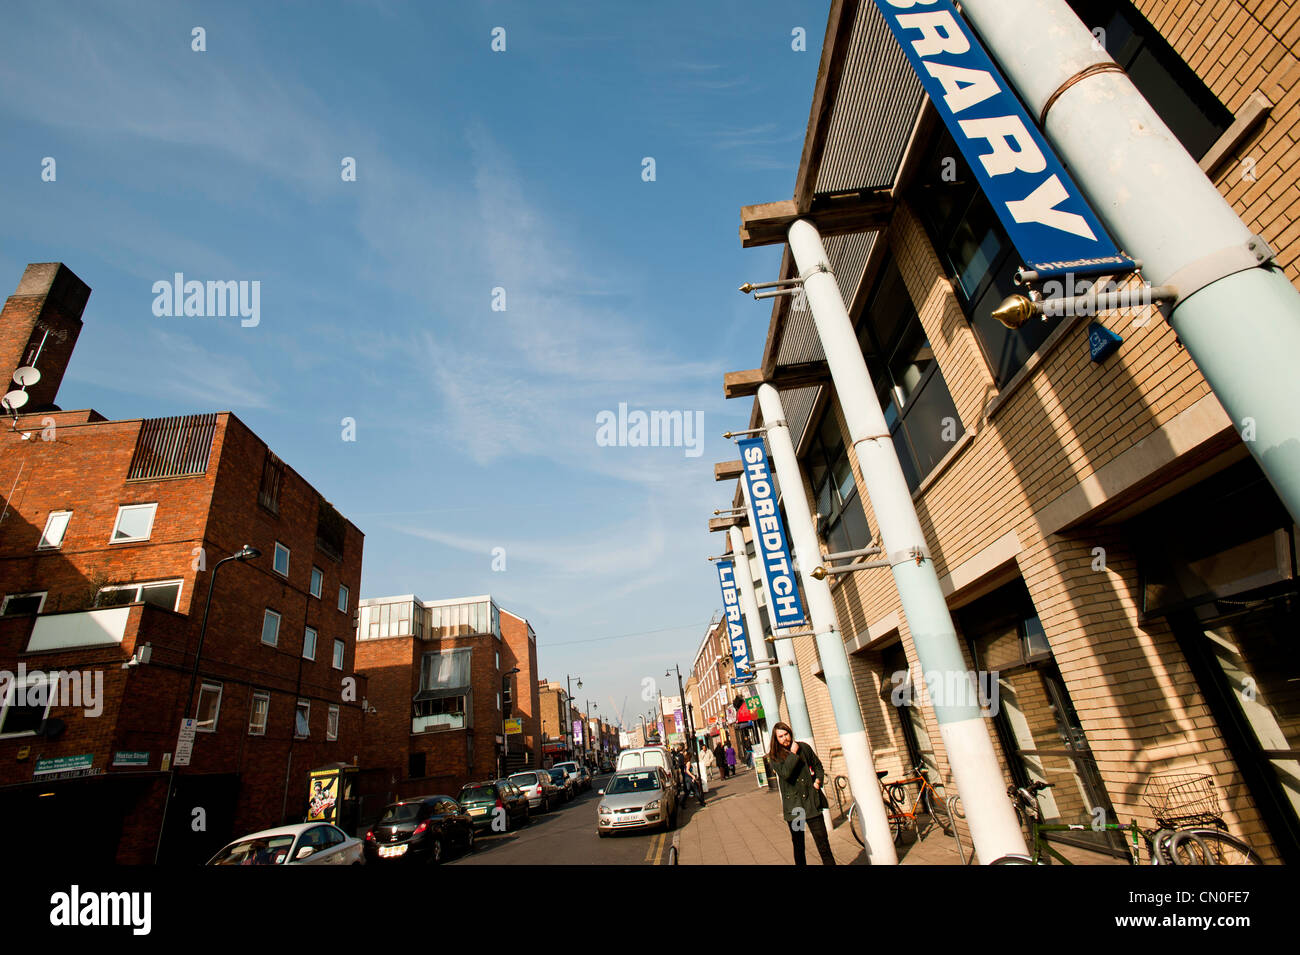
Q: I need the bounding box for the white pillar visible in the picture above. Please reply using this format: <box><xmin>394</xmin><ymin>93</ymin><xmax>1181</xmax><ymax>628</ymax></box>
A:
<box><xmin>728</xmin><ymin>522</ymin><xmax>782</xmax><ymax>756</ymax></box>
<box><xmin>787</xmin><ymin>219</ymin><xmax>1026</xmax><ymax>863</ymax></box>
<box><xmin>958</xmin><ymin>0</ymin><xmax>1300</xmax><ymax>526</ymax></box>
<box><xmin>757</xmin><ymin>383</ymin><xmax>898</xmax><ymax>865</ymax></box>
<box><xmin>737</xmin><ymin>478</ymin><xmax>816</xmax><ymax>746</ymax></box>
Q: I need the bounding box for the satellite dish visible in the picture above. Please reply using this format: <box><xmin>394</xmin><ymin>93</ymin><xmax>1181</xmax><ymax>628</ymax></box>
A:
<box><xmin>12</xmin><ymin>366</ymin><xmax>40</xmax><ymax>386</ymax></box>
<box><xmin>2</xmin><ymin>390</ymin><xmax>29</xmax><ymax>410</ymax></box>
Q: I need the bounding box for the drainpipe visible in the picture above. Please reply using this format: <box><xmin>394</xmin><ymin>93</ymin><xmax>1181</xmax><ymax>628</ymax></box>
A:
<box><xmin>786</xmin><ymin>220</ymin><xmax>1026</xmax><ymax>863</ymax></box>
<box><xmin>737</xmin><ymin>478</ymin><xmax>816</xmax><ymax>746</ymax></box>
<box><xmin>959</xmin><ymin>0</ymin><xmax>1300</xmax><ymax>525</ymax></box>
<box><xmin>756</xmin><ymin>383</ymin><xmax>899</xmax><ymax>864</ymax></box>
<box><xmin>727</xmin><ymin>522</ymin><xmax>783</xmax><ymax>756</ymax></box>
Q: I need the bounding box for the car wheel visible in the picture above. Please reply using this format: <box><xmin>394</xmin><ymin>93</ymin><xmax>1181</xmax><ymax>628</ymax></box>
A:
<box><xmin>543</xmin><ymin>797</ymin><xmax>550</xmax><ymax>813</ymax></box>
<box><xmin>598</xmin><ymin>830</ymin><xmax>609</xmax><ymax>838</ymax></box>
<box><xmin>430</xmin><ymin>838</ymin><xmax>444</xmax><ymax>865</ymax></box>
<box><xmin>465</xmin><ymin>828</ymin><xmax>475</xmax><ymax>853</ymax></box>
<box><xmin>524</xmin><ymin>807</ymin><xmax>532</xmax><ymax>826</ymax></box>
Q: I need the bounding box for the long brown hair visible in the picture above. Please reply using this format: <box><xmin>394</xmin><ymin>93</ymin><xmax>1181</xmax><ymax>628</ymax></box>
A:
<box><xmin>767</xmin><ymin>721</ymin><xmax>795</xmax><ymax>763</ymax></box>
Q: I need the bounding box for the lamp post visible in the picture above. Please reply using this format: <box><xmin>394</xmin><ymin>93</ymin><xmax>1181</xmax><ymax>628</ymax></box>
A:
<box><xmin>500</xmin><ymin>666</ymin><xmax>520</xmax><ymax>777</ymax></box>
<box><xmin>154</xmin><ymin>543</ymin><xmax>260</xmax><ymax>865</ymax></box>
<box><xmin>565</xmin><ymin>675</ymin><xmax>582</xmax><ymax>760</ymax></box>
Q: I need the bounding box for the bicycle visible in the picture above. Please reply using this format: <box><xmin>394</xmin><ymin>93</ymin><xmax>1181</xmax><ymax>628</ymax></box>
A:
<box><xmin>990</xmin><ymin>779</ymin><xmax>1263</xmax><ymax>865</ymax></box>
<box><xmin>833</xmin><ymin>775</ymin><xmax>866</xmax><ymax>848</ymax></box>
<box><xmin>881</xmin><ymin>763</ymin><xmax>953</xmax><ymax>835</ymax></box>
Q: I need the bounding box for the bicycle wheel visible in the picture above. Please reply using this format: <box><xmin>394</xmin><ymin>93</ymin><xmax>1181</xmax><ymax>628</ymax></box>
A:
<box><xmin>924</xmin><ymin>788</ymin><xmax>953</xmax><ymax>832</ymax></box>
<box><xmin>1167</xmin><ymin>829</ymin><xmax>1264</xmax><ymax>865</ymax></box>
<box><xmin>848</xmin><ymin>802</ymin><xmax>865</xmax><ymax>847</ymax></box>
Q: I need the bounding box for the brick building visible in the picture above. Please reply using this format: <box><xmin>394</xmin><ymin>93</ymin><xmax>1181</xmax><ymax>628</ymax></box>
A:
<box><xmin>0</xmin><ymin>263</ymin><xmax>366</xmax><ymax>864</ymax></box>
<box><xmin>353</xmin><ymin>594</ymin><xmax>541</xmax><ymax>805</ymax></box>
<box><xmin>538</xmin><ymin>680</ymin><xmax>578</xmax><ymax>765</ymax></box>
<box><xmin>717</xmin><ymin>0</ymin><xmax>1299</xmax><ymax>863</ymax></box>
<box><xmin>690</xmin><ymin>617</ymin><xmax>733</xmax><ymax>746</ymax></box>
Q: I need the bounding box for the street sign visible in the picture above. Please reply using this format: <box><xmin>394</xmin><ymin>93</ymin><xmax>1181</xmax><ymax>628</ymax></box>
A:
<box><xmin>737</xmin><ymin>438</ymin><xmax>807</xmax><ymax>627</ymax></box>
<box><xmin>714</xmin><ymin>559</ymin><xmax>755</xmax><ymax>677</ymax></box>
<box><xmin>871</xmin><ymin>0</ymin><xmax>1135</xmax><ymax>279</ymax></box>
<box><xmin>504</xmin><ymin>717</ymin><xmax>522</xmax><ymax>735</ymax></box>
<box><xmin>173</xmin><ymin>718</ymin><xmax>198</xmax><ymax>768</ymax></box>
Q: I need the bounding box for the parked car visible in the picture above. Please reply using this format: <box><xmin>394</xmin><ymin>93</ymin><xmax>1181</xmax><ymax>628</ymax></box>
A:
<box><xmin>207</xmin><ymin>822</ymin><xmax>364</xmax><ymax>865</ymax></box>
<box><xmin>596</xmin><ymin>766</ymin><xmax>678</xmax><ymax>837</ymax></box>
<box><xmin>547</xmin><ymin>766</ymin><xmax>576</xmax><ymax>801</ymax></box>
<box><xmin>599</xmin><ymin>759</ymin><xmax>613</xmax><ymax>774</ymax></box>
<box><xmin>616</xmin><ymin>746</ymin><xmax>680</xmax><ymax>792</ymax></box>
<box><xmin>459</xmin><ymin>779</ymin><xmax>531</xmax><ymax>831</ymax></box>
<box><xmin>363</xmin><ymin>795</ymin><xmax>474</xmax><ymax>864</ymax></box>
<box><xmin>554</xmin><ymin>761</ymin><xmax>590</xmax><ymax>792</ymax></box>
<box><xmin>509</xmin><ymin>770</ymin><xmax>560</xmax><ymax>812</ymax></box>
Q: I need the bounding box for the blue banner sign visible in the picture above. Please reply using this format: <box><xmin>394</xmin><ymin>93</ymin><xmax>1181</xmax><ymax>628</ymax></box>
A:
<box><xmin>715</xmin><ymin>559</ymin><xmax>753</xmax><ymax>677</ymax></box>
<box><xmin>872</xmin><ymin>0</ymin><xmax>1134</xmax><ymax>278</ymax></box>
<box><xmin>737</xmin><ymin>437</ymin><xmax>808</xmax><ymax>628</ymax></box>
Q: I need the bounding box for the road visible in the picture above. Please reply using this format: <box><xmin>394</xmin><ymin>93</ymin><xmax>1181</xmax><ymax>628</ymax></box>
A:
<box><xmin>449</xmin><ymin>774</ymin><xmax>687</xmax><ymax>865</ymax></box>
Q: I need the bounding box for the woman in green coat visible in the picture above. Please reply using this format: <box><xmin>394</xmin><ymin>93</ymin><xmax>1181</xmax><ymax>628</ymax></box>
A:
<box><xmin>767</xmin><ymin>721</ymin><xmax>837</xmax><ymax>865</ymax></box>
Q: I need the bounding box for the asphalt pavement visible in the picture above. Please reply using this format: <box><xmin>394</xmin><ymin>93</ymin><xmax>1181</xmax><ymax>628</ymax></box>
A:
<box><xmin>449</xmin><ymin>773</ymin><xmax>684</xmax><ymax>866</ymax></box>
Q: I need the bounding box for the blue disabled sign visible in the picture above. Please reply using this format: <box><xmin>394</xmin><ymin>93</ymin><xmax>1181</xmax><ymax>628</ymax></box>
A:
<box><xmin>1088</xmin><ymin>321</ymin><xmax>1123</xmax><ymax>362</ymax></box>
<box><xmin>872</xmin><ymin>0</ymin><xmax>1135</xmax><ymax>279</ymax></box>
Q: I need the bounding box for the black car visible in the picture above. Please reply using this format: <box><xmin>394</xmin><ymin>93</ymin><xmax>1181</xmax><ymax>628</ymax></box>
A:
<box><xmin>364</xmin><ymin>795</ymin><xmax>475</xmax><ymax>864</ymax></box>
<box><xmin>459</xmin><ymin>780</ymin><xmax>532</xmax><ymax>831</ymax></box>
<box><xmin>547</xmin><ymin>767</ymin><xmax>576</xmax><ymax>801</ymax></box>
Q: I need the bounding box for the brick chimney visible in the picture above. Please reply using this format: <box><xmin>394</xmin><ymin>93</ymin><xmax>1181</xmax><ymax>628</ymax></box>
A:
<box><xmin>0</xmin><ymin>263</ymin><xmax>89</xmax><ymax>411</ymax></box>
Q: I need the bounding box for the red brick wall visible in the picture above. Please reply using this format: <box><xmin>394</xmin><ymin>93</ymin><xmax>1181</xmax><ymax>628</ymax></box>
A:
<box><xmin>0</xmin><ymin>263</ymin><xmax>88</xmax><ymax>411</ymax></box>
<box><xmin>500</xmin><ymin>608</ymin><xmax>541</xmax><ymax>767</ymax></box>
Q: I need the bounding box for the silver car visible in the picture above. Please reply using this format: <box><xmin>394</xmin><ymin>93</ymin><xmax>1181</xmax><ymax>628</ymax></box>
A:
<box><xmin>206</xmin><ymin>822</ymin><xmax>365</xmax><ymax>865</ymax></box>
<box><xmin>596</xmin><ymin>767</ymin><xmax>678</xmax><ymax>837</ymax></box>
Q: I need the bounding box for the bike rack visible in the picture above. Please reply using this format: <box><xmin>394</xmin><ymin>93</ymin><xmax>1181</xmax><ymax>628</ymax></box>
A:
<box><xmin>949</xmin><ymin>794</ymin><xmax>976</xmax><ymax>865</ymax></box>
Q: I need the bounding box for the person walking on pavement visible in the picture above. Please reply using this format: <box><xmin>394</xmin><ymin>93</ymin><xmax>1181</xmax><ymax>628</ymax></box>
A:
<box><xmin>767</xmin><ymin>721</ymin><xmax>836</xmax><ymax>866</ymax></box>
<box><xmin>725</xmin><ymin>743</ymin><xmax>737</xmax><ymax>777</ymax></box>
<box><xmin>700</xmin><ymin>742</ymin><xmax>716</xmax><ymax>781</ymax></box>
<box><xmin>714</xmin><ymin>741</ymin><xmax>728</xmax><ymax>779</ymax></box>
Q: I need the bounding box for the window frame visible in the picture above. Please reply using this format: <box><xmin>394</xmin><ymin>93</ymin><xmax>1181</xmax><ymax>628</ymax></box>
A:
<box><xmin>332</xmin><ymin>639</ymin><xmax>345</xmax><ymax>671</ymax></box>
<box><xmin>295</xmin><ymin>699</ymin><xmax>311</xmax><ymax>739</ymax></box>
<box><xmin>337</xmin><ymin>585</ymin><xmax>349</xmax><ymax>614</ymax></box>
<box><xmin>1</xmin><ymin>592</ymin><xmax>47</xmax><ymax>616</ymax></box>
<box><xmin>195</xmin><ymin>681</ymin><xmax>223</xmax><ymax>733</ymax></box>
<box><xmin>0</xmin><ymin>670</ymin><xmax>53</xmax><ymax>738</ymax></box>
<box><xmin>249</xmin><ymin>691</ymin><xmax>270</xmax><ymax>736</ymax></box>
<box><xmin>309</xmin><ymin>566</ymin><xmax>323</xmax><ymax>599</ymax></box>
<box><xmin>261</xmin><ymin>609</ymin><xmax>281</xmax><ymax>647</ymax></box>
<box><xmin>327</xmin><ymin>704</ymin><xmax>339</xmax><ymax>741</ymax></box>
<box><xmin>38</xmin><ymin>510</ymin><xmax>72</xmax><ymax>550</ymax></box>
<box><xmin>273</xmin><ymin>542</ymin><xmax>290</xmax><ymax>578</ymax></box>
<box><xmin>303</xmin><ymin>626</ymin><xmax>317</xmax><ymax>661</ymax></box>
<box><xmin>110</xmin><ymin>502</ymin><xmax>158</xmax><ymax>544</ymax></box>
<box><xmin>94</xmin><ymin>579</ymin><xmax>183</xmax><ymax>612</ymax></box>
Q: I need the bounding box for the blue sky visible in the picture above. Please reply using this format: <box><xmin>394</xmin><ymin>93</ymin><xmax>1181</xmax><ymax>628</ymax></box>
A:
<box><xmin>0</xmin><ymin>0</ymin><xmax>824</xmax><ymax>730</ymax></box>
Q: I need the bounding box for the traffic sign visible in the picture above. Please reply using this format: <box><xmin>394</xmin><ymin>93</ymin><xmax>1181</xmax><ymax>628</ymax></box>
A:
<box><xmin>174</xmin><ymin>718</ymin><xmax>198</xmax><ymax>768</ymax></box>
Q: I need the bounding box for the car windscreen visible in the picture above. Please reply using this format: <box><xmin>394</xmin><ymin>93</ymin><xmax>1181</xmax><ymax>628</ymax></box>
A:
<box><xmin>555</xmin><ymin>763</ymin><xmax>577</xmax><ymax>773</ymax></box>
<box><xmin>379</xmin><ymin>804</ymin><xmax>423</xmax><ymax>824</ymax></box>
<box><xmin>209</xmin><ymin>834</ymin><xmax>296</xmax><ymax>865</ymax></box>
<box><xmin>606</xmin><ymin>772</ymin><xmax>660</xmax><ymax>794</ymax></box>
<box><xmin>511</xmin><ymin>773</ymin><xmax>538</xmax><ymax>786</ymax></box>
<box><xmin>460</xmin><ymin>786</ymin><xmax>495</xmax><ymax>800</ymax></box>
<box><xmin>619</xmin><ymin>753</ymin><xmax>643</xmax><ymax>767</ymax></box>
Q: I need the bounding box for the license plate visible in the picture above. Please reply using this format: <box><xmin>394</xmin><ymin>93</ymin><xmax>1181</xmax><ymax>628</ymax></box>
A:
<box><xmin>378</xmin><ymin>845</ymin><xmax>407</xmax><ymax>858</ymax></box>
<box><xmin>468</xmin><ymin>807</ymin><xmax>487</xmax><ymax>815</ymax></box>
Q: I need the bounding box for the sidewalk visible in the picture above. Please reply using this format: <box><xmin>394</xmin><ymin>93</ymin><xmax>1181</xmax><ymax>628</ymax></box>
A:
<box><xmin>676</xmin><ymin>765</ymin><xmax>968</xmax><ymax>866</ymax></box>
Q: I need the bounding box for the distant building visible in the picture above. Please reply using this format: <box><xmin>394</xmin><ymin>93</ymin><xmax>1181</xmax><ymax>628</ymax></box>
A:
<box><xmin>353</xmin><ymin>593</ymin><xmax>541</xmax><ymax>806</ymax></box>
<box><xmin>0</xmin><ymin>263</ymin><xmax>366</xmax><ymax>864</ymax></box>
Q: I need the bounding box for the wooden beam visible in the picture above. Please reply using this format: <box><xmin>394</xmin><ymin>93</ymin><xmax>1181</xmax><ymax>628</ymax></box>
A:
<box><xmin>793</xmin><ymin>0</ymin><xmax>861</xmax><ymax>212</ymax></box>
<box><xmin>740</xmin><ymin>189</ymin><xmax>894</xmax><ymax>248</ymax></box>
<box><xmin>714</xmin><ymin>460</ymin><xmax>743</xmax><ymax>481</ymax></box>
<box><xmin>723</xmin><ymin>361</ymin><xmax>832</xmax><ymax>399</ymax></box>
<box><xmin>709</xmin><ymin>516</ymin><xmax>744</xmax><ymax>533</ymax></box>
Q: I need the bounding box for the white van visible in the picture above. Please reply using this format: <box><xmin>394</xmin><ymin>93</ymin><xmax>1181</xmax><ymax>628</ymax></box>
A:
<box><xmin>616</xmin><ymin>747</ymin><xmax>679</xmax><ymax>790</ymax></box>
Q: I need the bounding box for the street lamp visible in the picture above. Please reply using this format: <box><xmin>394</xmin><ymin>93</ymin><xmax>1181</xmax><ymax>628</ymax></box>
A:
<box><xmin>155</xmin><ymin>543</ymin><xmax>260</xmax><ymax>864</ymax></box>
<box><xmin>565</xmin><ymin>675</ymin><xmax>582</xmax><ymax>759</ymax></box>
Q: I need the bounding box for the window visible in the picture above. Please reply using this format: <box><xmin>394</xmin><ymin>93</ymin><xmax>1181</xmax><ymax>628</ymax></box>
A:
<box><xmin>261</xmin><ymin>609</ymin><xmax>281</xmax><ymax>647</ymax></box>
<box><xmin>0</xmin><ymin>671</ymin><xmax>51</xmax><ymax>736</ymax></box>
<box><xmin>327</xmin><ymin>705</ymin><xmax>339</xmax><ymax>741</ymax></box>
<box><xmin>128</xmin><ymin>414</ymin><xmax>217</xmax><ymax>480</ymax></box>
<box><xmin>1066</xmin><ymin>0</ymin><xmax>1232</xmax><ymax>160</ymax></box>
<box><xmin>273</xmin><ymin>542</ymin><xmax>290</xmax><ymax>578</ymax></box>
<box><xmin>362</xmin><ymin>600</ymin><xmax>412</xmax><ymax>638</ymax></box>
<box><xmin>310</xmin><ymin>567</ymin><xmax>323</xmax><ymax>598</ymax></box>
<box><xmin>1</xmin><ymin>592</ymin><xmax>46</xmax><ymax>616</ymax></box>
<box><xmin>111</xmin><ymin>503</ymin><xmax>157</xmax><ymax>543</ymax></box>
<box><xmin>295</xmin><ymin>700</ymin><xmax>310</xmax><ymax>738</ymax></box>
<box><xmin>414</xmin><ymin>647</ymin><xmax>473</xmax><ymax>732</ymax></box>
<box><xmin>249</xmin><ymin>691</ymin><xmax>269</xmax><ymax>736</ymax></box>
<box><xmin>38</xmin><ymin>511</ymin><xmax>71</xmax><ymax>550</ymax></box>
<box><xmin>337</xmin><ymin>585</ymin><xmax>349</xmax><ymax>614</ymax></box>
<box><xmin>95</xmin><ymin>580</ymin><xmax>182</xmax><ymax>611</ymax></box>
<box><xmin>196</xmin><ymin>682</ymin><xmax>222</xmax><ymax>732</ymax></box>
<box><xmin>857</xmin><ymin>256</ymin><xmax>965</xmax><ymax>492</ymax></box>
<box><xmin>258</xmin><ymin>450</ymin><xmax>284</xmax><ymax>514</ymax></box>
<box><xmin>413</xmin><ymin>696</ymin><xmax>468</xmax><ymax>733</ymax></box>
<box><xmin>333</xmin><ymin>639</ymin><xmax>345</xmax><ymax>670</ymax></box>
<box><xmin>804</xmin><ymin>414</ymin><xmax>871</xmax><ymax>554</ymax></box>
<box><xmin>303</xmin><ymin>627</ymin><xmax>317</xmax><ymax>661</ymax></box>
<box><xmin>426</xmin><ymin>599</ymin><xmax>498</xmax><ymax>638</ymax></box>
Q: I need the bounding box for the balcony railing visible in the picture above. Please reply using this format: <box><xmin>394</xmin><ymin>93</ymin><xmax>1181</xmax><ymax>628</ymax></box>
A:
<box><xmin>27</xmin><ymin>607</ymin><xmax>132</xmax><ymax>653</ymax></box>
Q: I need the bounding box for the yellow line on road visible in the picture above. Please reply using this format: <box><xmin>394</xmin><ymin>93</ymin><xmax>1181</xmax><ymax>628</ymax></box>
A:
<box><xmin>646</xmin><ymin>828</ymin><xmax>666</xmax><ymax>864</ymax></box>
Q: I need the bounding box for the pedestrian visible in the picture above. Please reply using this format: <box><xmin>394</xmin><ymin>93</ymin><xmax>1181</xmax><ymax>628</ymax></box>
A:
<box><xmin>767</xmin><ymin>721</ymin><xmax>836</xmax><ymax>866</ymax></box>
<box><xmin>725</xmin><ymin>743</ymin><xmax>737</xmax><ymax>777</ymax></box>
<box><xmin>700</xmin><ymin>742</ymin><xmax>716</xmax><ymax>780</ymax></box>
<box><xmin>681</xmin><ymin>753</ymin><xmax>706</xmax><ymax>806</ymax></box>
<box><xmin>714</xmin><ymin>741</ymin><xmax>728</xmax><ymax>779</ymax></box>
